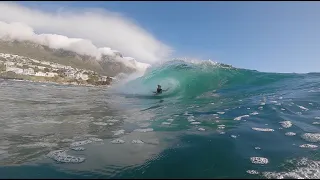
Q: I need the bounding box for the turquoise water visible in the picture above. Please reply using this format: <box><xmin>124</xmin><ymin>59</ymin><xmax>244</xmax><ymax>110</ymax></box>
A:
<box><xmin>0</xmin><ymin>60</ymin><xmax>319</xmax><ymax>178</ymax></box>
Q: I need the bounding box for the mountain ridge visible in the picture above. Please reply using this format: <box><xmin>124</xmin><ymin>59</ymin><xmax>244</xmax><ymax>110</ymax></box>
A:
<box><xmin>0</xmin><ymin>39</ymin><xmax>140</xmax><ymax>77</ymax></box>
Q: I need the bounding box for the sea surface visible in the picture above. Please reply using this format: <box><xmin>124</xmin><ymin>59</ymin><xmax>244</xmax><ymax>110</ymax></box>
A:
<box><xmin>0</xmin><ymin>60</ymin><xmax>319</xmax><ymax>179</ymax></box>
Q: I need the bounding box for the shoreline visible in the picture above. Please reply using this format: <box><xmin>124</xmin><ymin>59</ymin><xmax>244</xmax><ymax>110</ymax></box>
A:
<box><xmin>0</xmin><ymin>76</ymin><xmax>111</xmax><ymax>88</ymax></box>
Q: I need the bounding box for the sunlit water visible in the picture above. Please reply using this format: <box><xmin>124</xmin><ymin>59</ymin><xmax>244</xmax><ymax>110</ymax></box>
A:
<box><xmin>0</xmin><ymin>61</ymin><xmax>320</xmax><ymax>178</ymax></box>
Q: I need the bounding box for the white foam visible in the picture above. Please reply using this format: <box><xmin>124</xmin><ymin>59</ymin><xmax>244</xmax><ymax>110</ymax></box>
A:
<box><xmin>301</xmin><ymin>133</ymin><xmax>320</xmax><ymax>143</ymax></box>
<box><xmin>250</xmin><ymin>112</ymin><xmax>259</xmax><ymax>115</ymax></box>
<box><xmin>258</xmin><ymin>107</ymin><xmax>263</xmax><ymax>110</ymax></box>
<box><xmin>191</xmin><ymin>122</ymin><xmax>201</xmax><ymax>125</ymax></box>
<box><xmin>231</xmin><ymin>135</ymin><xmax>237</xmax><ymax>138</ymax></box>
<box><xmin>312</xmin><ymin>122</ymin><xmax>320</xmax><ymax>125</ymax></box>
<box><xmin>315</xmin><ymin>117</ymin><xmax>320</xmax><ymax>120</ymax></box>
<box><xmin>162</xmin><ymin>122</ymin><xmax>171</xmax><ymax>125</ymax></box>
<box><xmin>252</xmin><ymin>127</ymin><xmax>274</xmax><ymax>132</ymax></box>
<box><xmin>260</xmin><ymin>102</ymin><xmax>266</xmax><ymax>106</ymax></box>
<box><xmin>70</xmin><ymin>140</ymin><xmax>93</xmax><ymax>147</ymax></box>
<box><xmin>111</xmin><ymin>139</ymin><xmax>125</xmax><ymax>144</ymax></box>
<box><xmin>184</xmin><ymin>111</ymin><xmax>191</xmax><ymax>116</ymax></box>
<box><xmin>187</xmin><ymin>116</ymin><xmax>195</xmax><ymax>119</ymax></box>
<box><xmin>107</xmin><ymin>119</ymin><xmax>119</xmax><ymax>123</ymax></box>
<box><xmin>134</xmin><ymin>128</ymin><xmax>154</xmax><ymax>132</ymax></box>
<box><xmin>270</xmin><ymin>101</ymin><xmax>278</xmax><ymax>104</ymax></box>
<box><xmin>17</xmin><ymin>142</ymin><xmax>58</xmax><ymax>148</ymax></box>
<box><xmin>281</xmin><ymin>108</ymin><xmax>286</xmax><ymax>111</ymax></box>
<box><xmin>89</xmin><ymin>137</ymin><xmax>103</xmax><ymax>142</ymax></box>
<box><xmin>61</xmin><ymin>139</ymin><xmax>75</xmax><ymax>143</ymax></box>
<box><xmin>92</xmin><ymin>122</ymin><xmax>108</xmax><ymax>126</ymax></box>
<box><xmin>285</xmin><ymin>132</ymin><xmax>296</xmax><ymax>136</ymax></box>
<box><xmin>188</xmin><ymin>119</ymin><xmax>196</xmax><ymax>122</ymax></box>
<box><xmin>217</xmin><ymin>112</ymin><xmax>225</xmax><ymax>115</ymax></box>
<box><xmin>132</xmin><ymin>140</ymin><xmax>144</xmax><ymax>144</ymax></box>
<box><xmin>255</xmin><ymin>147</ymin><xmax>261</xmax><ymax>150</ymax></box>
<box><xmin>279</xmin><ymin>121</ymin><xmax>293</xmax><ymax>128</ymax></box>
<box><xmin>70</xmin><ymin>147</ymin><xmax>85</xmax><ymax>151</ymax></box>
<box><xmin>234</xmin><ymin>115</ymin><xmax>249</xmax><ymax>121</ymax></box>
<box><xmin>297</xmin><ymin>105</ymin><xmax>309</xmax><ymax>111</ymax></box>
<box><xmin>299</xmin><ymin>144</ymin><xmax>318</xmax><ymax>149</ymax></box>
<box><xmin>219</xmin><ymin>132</ymin><xmax>226</xmax><ymax>134</ymax></box>
<box><xmin>250</xmin><ymin>157</ymin><xmax>269</xmax><ymax>165</ymax></box>
<box><xmin>217</xmin><ymin>125</ymin><xmax>225</xmax><ymax>129</ymax></box>
<box><xmin>167</xmin><ymin>118</ymin><xmax>174</xmax><ymax>122</ymax></box>
<box><xmin>47</xmin><ymin>150</ymin><xmax>85</xmax><ymax>163</ymax></box>
<box><xmin>262</xmin><ymin>158</ymin><xmax>320</xmax><ymax>179</ymax></box>
<box><xmin>198</xmin><ymin>128</ymin><xmax>205</xmax><ymax>131</ymax></box>
<box><xmin>113</xmin><ymin>129</ymin><xmax>125</xmax><ymax>136</ymax></box>
<box><xmin>247</xmin><ymin>170</ymin><xmax>259</xmax><ymax>175</ymax></box>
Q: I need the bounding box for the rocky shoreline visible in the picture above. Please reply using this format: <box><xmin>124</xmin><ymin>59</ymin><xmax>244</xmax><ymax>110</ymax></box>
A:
<box><xmin>0</xmin><ymin>76</ymin><xmax>111</xmax><ymax>88</ymax></box>
<box><xmin>0</xmin><ymin>73</ymin><xmax>113</xmax><ymax>87</ymax></box>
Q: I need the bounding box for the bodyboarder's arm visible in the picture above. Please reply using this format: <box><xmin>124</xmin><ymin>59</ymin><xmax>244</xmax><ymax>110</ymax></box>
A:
<box><xmin>163</xmin><ymin>88</ymin><xmax>170</xmax><ymax>92</ymax></box>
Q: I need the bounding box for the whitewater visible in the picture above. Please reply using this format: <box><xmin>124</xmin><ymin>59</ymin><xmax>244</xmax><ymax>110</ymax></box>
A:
<box><xmin>0</xmin><ymin>59</ymin><xmax>320</xmax><ymax>179</ymax></box>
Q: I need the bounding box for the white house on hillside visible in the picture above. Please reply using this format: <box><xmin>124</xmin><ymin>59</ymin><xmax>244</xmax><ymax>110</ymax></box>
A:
<box><xmin>75</xmin><ymin>73</ymin><xmax>89</xmax><ymax>80</ymax></box>
<box><xmin>4</xmin><ymin>62</ymin><xmax>15</xmax><ymax>67</ymax></box>
<box><xmin>23</xmin><ymin>68</ymin><xmax>35</xmax><ymax>75</ymax></box>
<box><xmin>35</xmin><ymin>71</ymin><xmax>46</xmax><ymax>77</ymax></box>
<box><xmin>41</xmin><ymin>62</ymin><xmax>51</xmax><ymax>66</ymax></box>
<box><xmin>46</xmin><ymin>72</ymin><xmax>58</xmax><ymax>77</ymax></box>
<box><xmin>99</xmin><ymin>76</ymin><xmax>109</xmax><ymax>81</ymax></box>
<box><xmin>37</xmin><ymin>66</ymin><xmax>46</xmax><ymax>70</ymax></box>
<box><xmin>32</xmin><ymin>59</ymin><xmax>40</xmax><ymax>64</ymax></box>
<box><xmin>65</xmin><ymin>71</ymin><xmax>75</xmax><ymax>78</ymax></box>
<box><xmin>6</xmin><ymin>67</ymin><xmax>23</xmax><ymax>74</ymax></box>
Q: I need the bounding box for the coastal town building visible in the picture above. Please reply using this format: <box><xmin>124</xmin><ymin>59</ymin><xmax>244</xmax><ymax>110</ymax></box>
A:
<box><xmin>41</xmin><ymin>61</ymin><xmax>51</xmax><ymax>66</ymax></box>
<box><xmin>23</xmin><ymin>68</ymin><xmax>35</xmax><ymax>75</ymax></box>
<box><xmin>32</xmin><ymin>59</ymin><xmax>41</xmax><ymax>64</ymax></box>
<box><xmin>6</xmin><ymin>67</ymin><xmax>23</xmax><ymax>74</ymax></box>
<box><xmin>46</xmin><ymin>72</ymin><xmax>58</xmax><ymax>77</ymax></box>
<box><xmin>75</xmin><ymin>73</ymin><xmax>89</xmax><ymax>80</ymax></box>
<box><xmin>4</xmin><ymin>62</ymin><xmax>14</xmax><ymax>67</ymax></box>
<box><xmin>35</xmin><ymin>71</ymin><xmax>46</xmax><ymax>77</ymax></box>
<box><xmin>0</xmin><ymin>52</ymin><xmax>113</xmax><ymax>86</ymax></box>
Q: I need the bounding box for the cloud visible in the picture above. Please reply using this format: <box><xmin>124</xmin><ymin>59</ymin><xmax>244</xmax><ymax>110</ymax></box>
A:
<box><xmin>0</xmin><ymin>2</ymin><xmax>173</xmax><ymax>64</ymax></box>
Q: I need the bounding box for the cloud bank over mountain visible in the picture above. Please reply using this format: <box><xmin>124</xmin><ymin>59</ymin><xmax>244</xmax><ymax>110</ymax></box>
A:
<box><xmin>0</xmin><ymin>2</ymin><xmax>173</xmax><ymax>65</ymax></box>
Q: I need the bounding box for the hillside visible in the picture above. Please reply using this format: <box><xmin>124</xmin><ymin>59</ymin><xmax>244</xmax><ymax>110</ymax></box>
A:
<box><xmin>0</xmin><ymin>40</ymin><xmax>138</xmax><ymax>77</ymax></box>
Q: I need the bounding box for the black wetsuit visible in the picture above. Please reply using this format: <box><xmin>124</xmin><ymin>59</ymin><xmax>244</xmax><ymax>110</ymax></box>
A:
<box><xmin>156</xmin><ymin>88</ymin><xmax>162</xmax><ymax>94</ymax></box>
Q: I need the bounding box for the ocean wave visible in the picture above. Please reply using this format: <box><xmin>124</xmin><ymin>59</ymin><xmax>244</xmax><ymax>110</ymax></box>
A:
<box><xmin>112</xmin><ymin>59</ymin><xmax>297</xmax><ymax>100</ymax></box>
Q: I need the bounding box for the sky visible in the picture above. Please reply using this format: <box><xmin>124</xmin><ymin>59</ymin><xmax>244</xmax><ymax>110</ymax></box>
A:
<box><xmin>2</xmin><ymin>1</ymin><xmax>320</xmax><ymax>73</ymax></box>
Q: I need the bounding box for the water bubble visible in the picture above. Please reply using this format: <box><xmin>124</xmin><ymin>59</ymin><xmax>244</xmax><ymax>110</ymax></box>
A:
<box><xmin>250</xmin><ymin>157</ymin><xmax>269</xmax><ymax>165</ymax></box>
